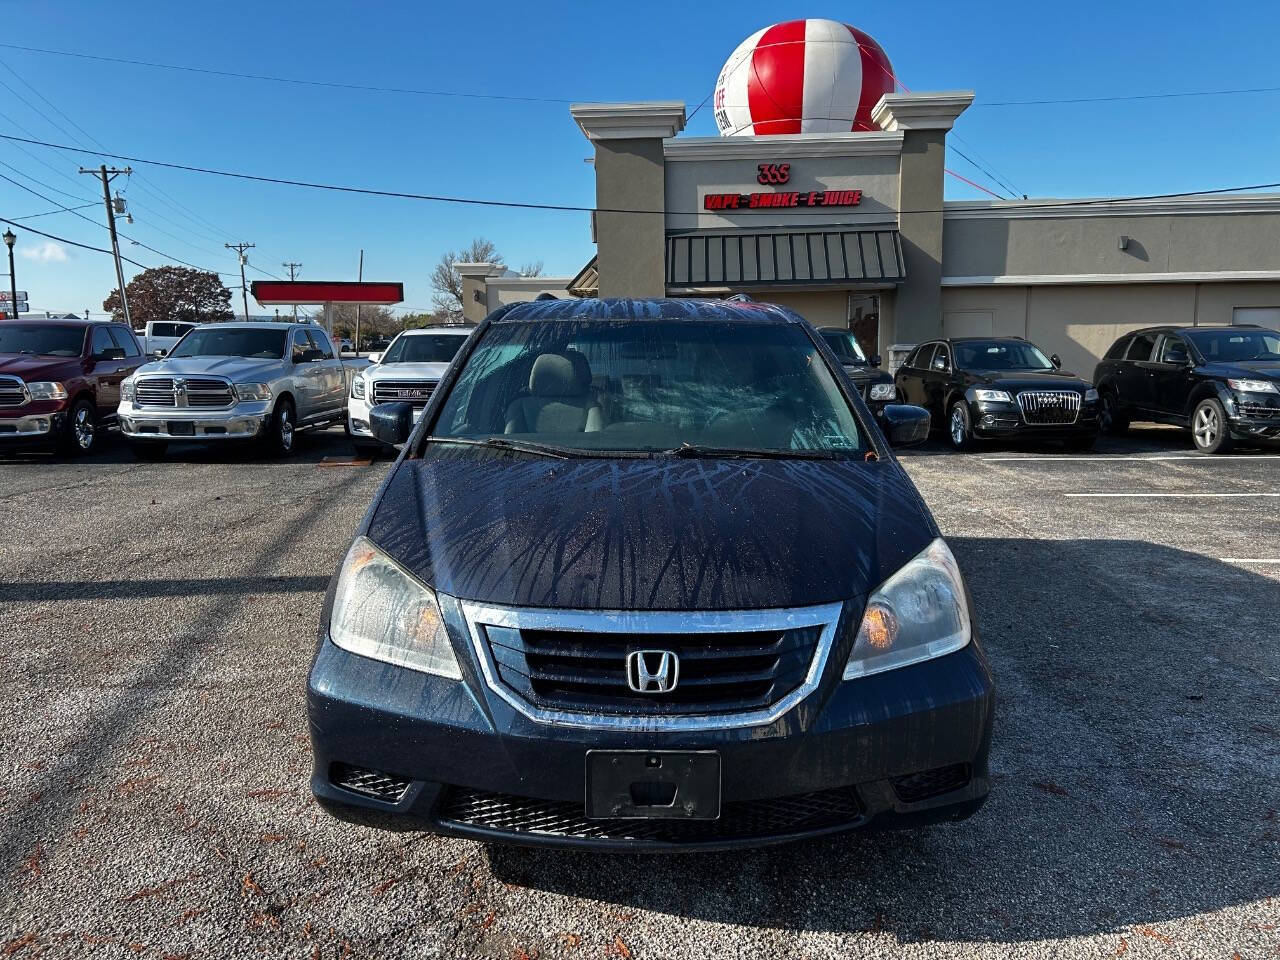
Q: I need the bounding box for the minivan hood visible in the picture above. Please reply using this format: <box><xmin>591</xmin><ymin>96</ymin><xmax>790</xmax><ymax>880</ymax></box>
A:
<box><xmin>0</xmin><ymin>354</ymin><xmax>79</xmax><ymax>378</ymax></box>
<box><xmin>366</xmin><ymin>453</ymin><xmax>937</xmax><ymax>610</ymax></box>
<box><xmin>137</xmin><ymin>355</ymin><xmax>284</xmax><ymax>380</ymax></box>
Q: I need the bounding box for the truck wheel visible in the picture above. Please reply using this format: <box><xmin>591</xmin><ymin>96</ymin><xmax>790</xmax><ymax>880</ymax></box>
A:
<box><xmin>59</xmin><ymin>398</ymin><xmax>98</xmax><ymax>456</ymax></box>
<box><xmin>1098</xmin><ymin>389</ymin><xmax>1129</xmax><ymax>435</ymax></box>
<box><xmin>130</xmin><ymin>442</ymin><xmax>168</xmax><ymax>461</ymax></box>
<box><xmin>266</xmin><ymin>397</ymin><xmax>297</xmax><ymax>457</ymax></box>
<box><xmin>948</xmin><ymin>401</ymin><xmax>976</xmax><ymax>451</ymax></box>
<box><xmin>1191</xmin><ymin>398</ymin><xmax>1233</xmax><ymax>454</ymax></box>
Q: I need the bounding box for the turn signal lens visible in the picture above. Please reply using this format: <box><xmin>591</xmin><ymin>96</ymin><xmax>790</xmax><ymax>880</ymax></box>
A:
<box><xmin>860</xmin><ymin>605</ymin><xmax>898</xmax><ymax>650</ymax></box>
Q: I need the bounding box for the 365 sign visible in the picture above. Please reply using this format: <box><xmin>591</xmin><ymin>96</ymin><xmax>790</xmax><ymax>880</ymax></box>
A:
<box><xmin>756</xmin><ymin>163</ymin><xmax>790</xmax><ymax>185</ymax></box>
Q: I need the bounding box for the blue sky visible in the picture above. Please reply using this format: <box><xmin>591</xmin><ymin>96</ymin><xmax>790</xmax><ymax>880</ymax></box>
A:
<box><xmin>3</xmin><ymin>0</ymin><xmax>1279</xmax><ymax>318</ymax></box>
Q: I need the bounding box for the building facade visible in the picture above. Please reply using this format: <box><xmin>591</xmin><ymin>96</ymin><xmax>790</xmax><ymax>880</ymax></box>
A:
<box><xmin>465</xmin><ymin>94</ymin><xmax>1280</xmax><ymax>375</ymax></box>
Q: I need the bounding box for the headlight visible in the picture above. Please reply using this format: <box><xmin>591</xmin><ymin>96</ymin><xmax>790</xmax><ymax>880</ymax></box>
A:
<box><xmin>233</xmin><ymin>382</ymin><xmax>272</xmax><ymax>402</ymax></box>
<box><xmin>1227</xmin><ymin>378</ymin><xmax>1278</xmax><ymax>394</ymax></box>
<box><xmin>973</xmin><ymin>389</ymin><xmax>1012</xmax><ymax>403</ymax></box>
<box><xmin>869</xmin><ymin>383</ymin><xmax>896</xmax><ymax>401</ymax></box>
<box><xmin>351</xmin><ymin>376</ymin><xmax>366</xmax><ymax>399</ymax></box>
<box><xmin>25</xmin><ymin>381</ymin><xmax>68</xmax><ymax>400</ymax></box>
<box><xmin>120</xmin><ymin>378</ymin><xmax>135</xmax><ymax>402</ymax></box>
<box><xmin>1084</xmin><ymin>388</ymin><xmax>1099</xmax><ymax>402</ymax></box>
<box><xmin>843</xmin><ymin>538</ymin><xmax>971</xmax><ymax>680</ymax></box>
<box><xmin>329</xmin><ymin>537</ymin><xmax>462</xmax><ymax>679</ymax></box>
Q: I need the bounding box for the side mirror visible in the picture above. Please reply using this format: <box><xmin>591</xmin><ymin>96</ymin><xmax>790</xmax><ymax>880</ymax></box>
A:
<box><xmin>368</xmin><ymin>352</ymin><xmax>382</xmax><ymax>364</ymax></box>
<box><xmin>153</xmin><ymin>348</ymin><xmax>168</xmax><ymax>358</ymax></box>
<box><xmin>879</xmin><ymin>404</ymin><xmax>931</xmax><ymax>447</ymax></box>
<box><xmin>870</xmin><ymin>354</ymin><xmax>882</xmax><ymax>368</ymax></box>
<box><xmin>1050</xmin><ymin>353</ymin><xmax>1062</xmax><ymax>368</ymax></box>
<box><xmin>369</xmin><ymin>401</ymin><xmax>414</xmax><ymax>446</ymax></box>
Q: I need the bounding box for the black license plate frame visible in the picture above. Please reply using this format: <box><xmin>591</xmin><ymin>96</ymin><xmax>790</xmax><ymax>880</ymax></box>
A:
<box><xmin>585</xmin><ymin>750</ymin><xmax>721</xmax><ymax>820</ymax></box>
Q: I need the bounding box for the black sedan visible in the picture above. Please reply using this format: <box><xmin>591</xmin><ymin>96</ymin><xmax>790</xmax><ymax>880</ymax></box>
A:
<box><xmin>895</xmin><ymin>337</ymin><xmax>1100</xmax><ymax>451</ymax></box>
<box><xmin>1093</xmin><ymin>324</ymin><xmax>1280</xmax><ymax>454</ymax></box>
<box><xmin>816</xmin><ymin>327</ymin><xmax>897</xmax><ymax>412</ymax></box>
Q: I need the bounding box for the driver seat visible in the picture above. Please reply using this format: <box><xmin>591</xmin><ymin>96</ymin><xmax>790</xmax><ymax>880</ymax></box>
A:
<box><xmin>504</xmin><ymin>351</ymin><xmax>604</xmax><ymax>434</ymax></box>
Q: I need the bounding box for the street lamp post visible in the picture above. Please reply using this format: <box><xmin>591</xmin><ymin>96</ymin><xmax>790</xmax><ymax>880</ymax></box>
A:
<box><xmin>2</xmin><ymin>229</ymin><xmax>16</xmax><ymax>320</ymax></box>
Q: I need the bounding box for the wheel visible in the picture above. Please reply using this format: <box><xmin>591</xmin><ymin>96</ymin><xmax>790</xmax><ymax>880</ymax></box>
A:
<box><xmin>1191</xmin><ymin>398</ymin><xmax>1233</xmax><ymax>454</ymax></box>
<box><xmin>948</xmin><ymin>401</ymin><xmax>976</xmax><ymax>451</ymax></box>
<box><xmin>265</xmin><ymin>397</ymin><xmax>297</xmax><ymax>457</ymax></box>
<box><xmin>1065</xmin><ymin>433</ymin><xmax>1097</xmax><ymax>452</ymax></box>
<box><xmin>129</xmin><ymin>442</ymin><xmax>168</xmax><ymax>461</ymax></box>
<box><xmin>1097</xmin><ymin>389</ymin><xmax>1129</xmax><ymax>435</ymax></box>
<box><xmin>59</xmin><ymin>398</ymin><xmax>98</xmax><ymax>456</ymax></box>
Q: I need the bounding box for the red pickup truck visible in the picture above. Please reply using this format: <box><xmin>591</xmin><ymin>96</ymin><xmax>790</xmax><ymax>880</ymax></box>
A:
<box><xmin>0</xmin><ymin>319</ymin><xmax>147</xmax><ymax>455</ymax></box>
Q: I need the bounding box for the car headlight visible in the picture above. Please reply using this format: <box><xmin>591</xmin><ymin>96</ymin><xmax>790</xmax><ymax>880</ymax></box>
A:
<box><xmin>120</xmin><ymin>378</ymin><xmax>135</xmax><ymax>402</ymax></box>
<box><xmin>1084</xmin><ymin>388</ymin><xmax>1099</xmax><ymax>402</ymax></box>
<box><xmin>233</xmin><ymin>382</ymin><xmax>272</xmax><ymax>402</ymax></box>
<box><xmin>973</xmin><ymin>389</ymin><xmax>1012</xmax><ymax>403</ymax></box>
<box><xmin>869</xmin><ymin>383</ymin><xmax>896</xmax><ymax>401</ymax></box>
<box><xmin>351</xmin><ymin>376</ymin><xmax>366</xmax><ymax>399</ymax></box>
<box><xmin>843</xmin><ymin>538</ymin><xmax>971</xmax><ymax>680</ymax></box>
<box><xmin>1227</xmin><ymin>378</ymin><xmax>1278</xmax><ymax>394</ymax></box>
<box><xmin>25</xmin><ymin>381</ymin><xmax>68</xmax><ymax>401</ymax></box>
<box><xmin>329</xmin><ymin>536</ymin><xmax>462</xmax><ymax>679</ymax></box>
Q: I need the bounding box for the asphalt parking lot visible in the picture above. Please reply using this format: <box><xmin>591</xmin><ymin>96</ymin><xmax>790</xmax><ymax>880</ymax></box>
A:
<box><xmin>2</xmin><ymin>426</ymin><xmax>1277</xmax><ymax>959</ymax></box>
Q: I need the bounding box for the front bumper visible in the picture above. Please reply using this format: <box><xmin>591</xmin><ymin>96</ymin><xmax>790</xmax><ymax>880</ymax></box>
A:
<box><xmin>970</xmin><ymin>399</ymin><xmax>1099</xmax><ymax>440</ymax></box>
<box><xmin>118</xmin><ymin>400</ymin><xmax>271</xmax><ymax>441</ymax></box>
<box><xmin>308</xmin><ymin>597</ymin><xmax>995</xmax><ymax>850</ymax></box>
<box><xmin>0</xmin><ymin>409</ymin><xmax>65</xmax><ymax>446</ymax></box>
<box><xmin>1227</xmin><ymin>396</ymin><xmax>1280</xmax><ymax>439</ymax></box>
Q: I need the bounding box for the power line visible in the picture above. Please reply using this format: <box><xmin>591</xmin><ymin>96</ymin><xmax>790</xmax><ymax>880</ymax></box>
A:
<box><xmin>0</xmin><ymin>41</ymin><xmax>582</xmax><ymax>104</ymax></box>
<box><xmin>0</xmin><ymin>213</ymin><xmax>147</xmax><ymax>268</ymax></box>
<box><xmin>5</xmin><ymin>130</ymin><xmax>1278</xmax><ymax>219</ymax></box>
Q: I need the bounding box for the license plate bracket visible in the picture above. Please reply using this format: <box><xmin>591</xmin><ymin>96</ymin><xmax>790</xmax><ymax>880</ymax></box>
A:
<box><xmin>585</xmin><ymin>750</ymin><xmax>721</xmax><ymax>820</ymax></box>
<box><xmin>167</xmin><ymin>421</ymin><xmax>195</xmax><ymax>437</ymax></box>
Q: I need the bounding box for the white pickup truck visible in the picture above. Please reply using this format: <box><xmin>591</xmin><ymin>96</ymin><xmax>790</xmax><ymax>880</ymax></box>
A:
<box><xmin>134</xmin><ymin>320</ymin><xmax>196</xmax><ymax>357</ymax></box>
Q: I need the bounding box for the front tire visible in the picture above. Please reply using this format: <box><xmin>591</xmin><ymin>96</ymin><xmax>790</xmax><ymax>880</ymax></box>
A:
<box><xmin>1098</xmin><ymin>389</ymin><xmax>1129</xmax><ymax>435</ymax></box>
<box><xmin>265</xmin><ymin>397</ymin><xmax>297</xmax><ymax>457</ymax></box>
<box><xmin>1191</xmin><ymin>398</ymin><xmax>1233</xmax><ymax>454</ymax></box>
<box><xmin>948</xmin><ymin>401</ymin><xmax>976</xmax><ymax>451</ymax></box>
<box><xmin>59</xmin><ymin>398</ymin><xmax>98</xmax><ymax>456</ymax></box>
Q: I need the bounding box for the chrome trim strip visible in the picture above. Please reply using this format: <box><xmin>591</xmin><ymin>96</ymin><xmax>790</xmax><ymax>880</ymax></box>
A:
<box><xmin>459</xmin><ymin>599</ymin><xmax>845</xmax><ymax>732</ymax></box>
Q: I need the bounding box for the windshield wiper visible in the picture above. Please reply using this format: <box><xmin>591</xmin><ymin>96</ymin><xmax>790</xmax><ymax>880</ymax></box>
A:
<box><xmin>425</xmin><ymin>435</ymin><xmax>585</xmax><ymax>460</ymax></box>
<box><xmin>663</xmin><ymin>442</ymin><xmax>847</xmax><ymax>460</ymax></box>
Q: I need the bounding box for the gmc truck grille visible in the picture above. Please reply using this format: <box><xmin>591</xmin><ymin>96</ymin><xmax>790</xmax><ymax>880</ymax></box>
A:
<box><xmin>372</xmin><ymin>379</ymin><xmax>437</xmax><ymax>405</ymax></box>
<box><xmin>436</xmin><ymin>785</ymin><xmax>864</xmax><ymax>844</ymax></box>
<box><xmin>1017</xmin><ymin>390</ymin><xmax>1081</xmax><ymax>425</ymax></box>
<box><xmin>0</xmin><ymin>375</ymin><xmax>25</xmax><ymax>407</ymax></box>
<box><xmin>135</xmin><ymin>376</ymin><xmax>234</xmax><ymax>408</ymax></box>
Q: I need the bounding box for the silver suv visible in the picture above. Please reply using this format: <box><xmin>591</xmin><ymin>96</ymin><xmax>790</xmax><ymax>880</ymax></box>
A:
<box><xmin>118</xmin><ymin>322</ymin><xmax>349</xmax><ymax>458</ymax></box>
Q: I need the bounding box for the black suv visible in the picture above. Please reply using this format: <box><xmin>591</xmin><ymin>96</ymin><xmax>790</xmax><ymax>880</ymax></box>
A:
<box><xmin>816</xmin><ymin>327</ymin><xmax>896</xmax><ymax>413</ymax></box>
<box><xmin>1093</xmin><ymin>325</ymin><xmax>1280</xmax><ymax>453</ymax></box>
<box><xmin>895</xmin><ymin>337</ymin><xmax>1099</xmax><ymax>451</ymax></box>
<box><xmin>307</xmin><ymin>298</ymin><xmax>993</xmax><ymax>850</ymax></box>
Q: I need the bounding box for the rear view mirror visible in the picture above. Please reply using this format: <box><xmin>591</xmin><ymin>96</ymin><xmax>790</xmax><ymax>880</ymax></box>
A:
<box><xmin>879</xmin><ymin>404</ymin><xmax>930</xmax><ymax>447</ymax></box>
<box><xmin>369</xmin><ymin>402</ymin><xmax>414</xmax><ymax>446</ymax></box>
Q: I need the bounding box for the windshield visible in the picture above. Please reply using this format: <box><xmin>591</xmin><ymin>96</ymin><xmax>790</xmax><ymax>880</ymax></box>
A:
<box><xmin>819</xmin><ymin>328</ymin><xmax>868</xmax><ymax>364</ymax></box>
<box><xmin>431</xmin><ymin>319</ymin><xmax>866</xmax><ymax>456</ymax></box>
<box><xmin>1185</xmin><ymin>328</ymin><xmax>1280</xmax><ymax>362</ymax></box>
<box><xmin>382</xmin><ymin>332</ymin><xmax>467</xmax><ymax>364</ymax></box>
<box><xmin>0</xmin><ymin>324</ymin><xmax>85</xmax><ymax>357</ymax></box>
<box><xmin>954</xmin><ymin>340</ymin><xmax>1054</xmax><ymax>371</ymax></box>
<box><xmin>169</xmin><ymin>327</ymin><xmax>287</xmax><ymax>359</ymax></box>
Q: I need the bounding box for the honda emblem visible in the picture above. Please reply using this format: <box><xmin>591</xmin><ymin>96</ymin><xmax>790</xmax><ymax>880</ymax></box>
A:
<box><xmin>626</xmin><ymin>650</ymin><xmax>679</xmax><ymax>694</ymax></box>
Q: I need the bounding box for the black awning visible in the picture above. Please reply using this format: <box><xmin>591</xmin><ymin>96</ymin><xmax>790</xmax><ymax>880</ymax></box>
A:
<box><xmin>666</xmin><ymin>229</ymin><xmax>904</xmax><ymax>289</ymax></box>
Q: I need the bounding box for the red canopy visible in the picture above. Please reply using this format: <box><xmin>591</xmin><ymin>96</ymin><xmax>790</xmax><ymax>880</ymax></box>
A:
<box><xmin>250</xmin><ymin>280</ymin><xmax>403</xmax><ymax>306</ymax></box>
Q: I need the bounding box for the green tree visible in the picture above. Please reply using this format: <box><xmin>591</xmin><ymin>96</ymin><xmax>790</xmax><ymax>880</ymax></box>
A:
<box><xmin>104</xmin><ymin>266</ymin><xmax>234</xmax><ymax>328</ymax></box>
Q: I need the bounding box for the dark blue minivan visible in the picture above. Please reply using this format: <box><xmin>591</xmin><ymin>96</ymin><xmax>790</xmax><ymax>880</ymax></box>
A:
<box><xmin>307</xmin><ymin>298</ymin><xmax>994</xmax><ymax>849</ymax></box>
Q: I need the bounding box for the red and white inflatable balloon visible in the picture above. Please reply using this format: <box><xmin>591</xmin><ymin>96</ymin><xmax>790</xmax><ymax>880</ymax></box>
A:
<box><xmin>713</xmin><ymin>19</ymin><xmax>896</xmax><ymax>136</ymax></box>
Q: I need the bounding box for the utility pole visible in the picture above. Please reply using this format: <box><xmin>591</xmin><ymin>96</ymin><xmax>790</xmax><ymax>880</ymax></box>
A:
<box><xmin>282</xmin><ymin>261</ymin><xmax>302</xmax><ymax>320</ymax></box>
<box><xmin>79</xmin><ymin>165</ymin><xmax>133</xmax><ymax>328</ymax></box>
<box><xmin>354</xmin><ymin>249</ymin><xmax>364</xmax><ymax>352</ymax></box>
<box><xmin>225</xmin><ymin>242</ymin><xmax>255</xmax><ymax>321</ymax></box>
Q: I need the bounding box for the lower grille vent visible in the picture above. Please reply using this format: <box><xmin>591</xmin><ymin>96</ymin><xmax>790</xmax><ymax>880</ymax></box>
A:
<box><xmin>330</xmin><ymin>762</ymin><xmax>411</xmax><ymax>803</ymax></box>
<box><xmin>436</xmin><ymin>786</ymin><xmax>863</xmax><ymax>843</ymax></box>
<box><xmin>891</xmin><ymin>764</ymin><xmax>971</xmax><ymax>803</ymax></box>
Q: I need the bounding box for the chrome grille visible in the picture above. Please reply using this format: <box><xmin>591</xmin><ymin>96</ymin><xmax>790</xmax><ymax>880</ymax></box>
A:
<box><xmin>372</xmin><ymin>379</ymin><xmax>437</xmax><ymax>405</ymax></box>
<box><xmin>462</xmin><ymin>601</ymin><xmax>843</xmax><ymax>731</ymax></box>
<box><xmin>1239</xmin><ymin>403</ymin><xmax>1280</xmax><ymax>421</ymax></box>
<box><xmin>135</xmin><ymin>377</ymin><xmax>177</xmax><ymax>407</ymax></box>
<box><xmin>1016</xmin><ymin>390</ymin><xmax>1081</xmax><ymax>425</ymax></box>
<box><xmin>183</xmin><ymin>377</ymin><xmax>234</xmax><ymax>408</ymax></box>
<box><xmin>0</xmin><ymin>375</ymin><xmax>25</xmax><ymax>408</ymax></box>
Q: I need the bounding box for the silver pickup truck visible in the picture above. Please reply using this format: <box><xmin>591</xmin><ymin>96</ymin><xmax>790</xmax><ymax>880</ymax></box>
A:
<box><xmin>117</xmin><ymin>321</ymin><xmax>360</xmax><ymax>459</ymax></box>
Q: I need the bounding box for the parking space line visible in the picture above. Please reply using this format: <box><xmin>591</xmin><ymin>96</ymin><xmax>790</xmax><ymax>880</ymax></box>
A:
<box><xmin>1220</xmin><ymin>558</ymin><xmax>1280</xmax><ymax>564</ymax></box>
<box><xmin>1064</xmin><ymin>492</ymin><xmax>1279</xmax><ymax>498</ymax></box>
<box><xmin>983</xmin><ymin>455</ymin><xmax>1280</xmax><ymax>462</ymax></box>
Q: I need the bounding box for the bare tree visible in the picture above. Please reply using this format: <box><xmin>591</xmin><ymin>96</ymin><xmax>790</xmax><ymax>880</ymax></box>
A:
<box><xmin>518</xmin><ymin>260</ymin><xmax>544</xmax><ymax>278</ymax></box>
<box><xmin>431</xmin><ymin>238</ymin><xmax>503</xmax><ymax>320</ymax></box>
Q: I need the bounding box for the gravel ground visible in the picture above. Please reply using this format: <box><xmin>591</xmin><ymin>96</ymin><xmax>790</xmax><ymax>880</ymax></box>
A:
<box><xmin>1</xmin><ymin>426</ymin><xmax>1277</xmax><ymax>959</ymax></box>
